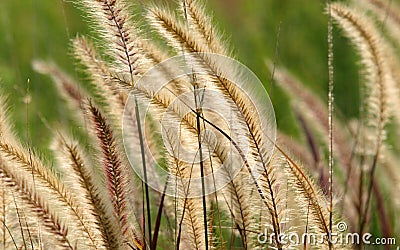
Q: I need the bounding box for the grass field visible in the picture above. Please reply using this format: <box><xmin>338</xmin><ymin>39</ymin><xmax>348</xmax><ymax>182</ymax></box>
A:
<box><xmin>0</xmin><ymin>0</ymin><xmax>398</xmax><ymax>249</ymax></box>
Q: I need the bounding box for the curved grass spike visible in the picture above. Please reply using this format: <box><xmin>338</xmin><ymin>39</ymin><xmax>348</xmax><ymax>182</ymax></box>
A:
<box><xmin>79</xmin><ymin>0</ymin><xmax>175</xmax><ymax>85</ymax></box>
<box><xmin>180</xmin><ymin>0</ymin><xmax>227</xmax><ymax>55</ymax></box>
<box><xmin>0</xmin><ymin>141</ymin><xmax>92</xmax><ymax>236</ymax></box>
<box><xmin>51</xmin><ymin>139</ymin><xmax>105</xmax><ymax>249</ymax></box>
<box><xmin>357</xmin><ymin>0</ymin><xmax>400</xmax><ymax>44</ymax></box>
<box><xmin>78</xmin><ymin>0</ymin><xmax>142</xmax><ymax>80</ymax></box>
<box><xmin>71</xmin><ymin>38</ymin><xmax>128</xmax><ymax>128</ymax></box>
<box><xmin>72</xmin><ymin>36</ymin><xmax>127</xmax><ymax>102</ymax></box>
<box><xmin>32</xmin><ymin>60</ymin><xmax>88</xmax><ymax>126</ymax></box>
<box><xmin>56</xmin><ymin>134</ymin><xmax>129</xmax><ymax>249</ymax></box>
<box><xmin>0</xmin><ymin>108</ymin><xmax>99</xmax><ymax>249</ymax></box>
<box><xmin>87</xmin><ymin>101</ymin><xmax>134</xmax><ymax>242</ymax></box>
<box><xmin>275</xmin><ymin>145</ymin><xmax>332</xmax><ymax>243</ymax></box>
<box><xmin>355</xmin><ymin>0</ymin><xmax>400</xmax><ymax>126</ymax></box>
<box><xmin>0</xmin><ymin>161</ymin><xmax>73</xmax><ymax>249</ymax></box>
<box><xmin>330</xmin><ymin>3</ymin><xmax>393</xmax><ymax>235</ymax></box>
<box><xmin>32</xmin><ymin>60</ymin><xmax>85</xmax><ymax>109</ymax></box>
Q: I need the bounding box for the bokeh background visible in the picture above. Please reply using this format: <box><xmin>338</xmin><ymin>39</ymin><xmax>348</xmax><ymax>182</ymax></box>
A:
<box><xmin>0</xmin><ymin>0</ymin><xmax>360</xmax><ymax>151</ymax></box>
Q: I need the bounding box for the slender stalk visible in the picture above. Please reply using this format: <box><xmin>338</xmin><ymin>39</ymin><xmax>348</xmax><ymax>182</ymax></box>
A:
<box><xmin>269</xmin><ymin>21</ymin><xmax>282</xmax><ymax>100</ymax></box>
<box><xmin>142</xmin><ymin>182</ymin><xmax>146</xmax><ymax>249</ymax></box>
<box><xmin>303</xmin><ymin>200</ymin><xmax>311</xmax><ymax>250</ymax></box>
<box><xmin>1</xmin><ymin>212</ymin><xmax>18</xmax><ymax>250</ymax></box>
<box><xmin>23</xmin><ymin>80</ymin><xmax>31</xmax><ymax>249</ymax></box>
<box><xmin>327</xmin><ymin>1</ymin><xmax>334</xmax><ymax>248</ymax></box>
<box><xmin>13</xmin><ymin>194</ymin><xmax>27</xmax><ymax>250</ymax></box>
<box><xmin>26</xmin><ymin>79</ymin><xmax>37</xmax><ymax>250</ymax></box>
<box><xmin>359</xmin><ymin>145</ymin><xmax>381</xmax><ymax>233</ymax></box>
<box><xmin>193</xmin><ymin>80</ymin><xmax>209</xmax><ymax>250</ymax></box>
<box><xmin>202</xmin><ymin>122</ymin><xmax>223</xmax><ymax>248</ymax></box>
<box><xmin>151</xmin><ymin>175</ymin><xmax>169</xmax><ymax>250</ymax></box>
<box><xmin>1</xmin><ymin>186</ymin><xmax>6</xmax><ymax>249</ymax></box>
<box><xmin>135</xmin><ymin>97</ymin><xmax>152</xmax><ymax>246</ymax></box>
<box><xmin>197</xmin><ymin>109</ymin><xmax>209</xmax><ymax>250</ymax></box>
<box><xmin>372</xmin><ymin>181</ymin><xmax>392</xmax><ymax>247</ymax></box>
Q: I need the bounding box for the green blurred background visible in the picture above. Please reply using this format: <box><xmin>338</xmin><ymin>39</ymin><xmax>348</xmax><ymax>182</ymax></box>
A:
<box><xmin>0</xmin><ymin>0</ymin><xmax>360</xmax><ymax>150</ymax></box>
